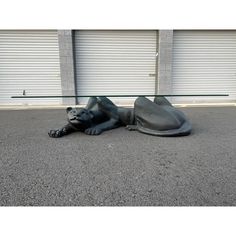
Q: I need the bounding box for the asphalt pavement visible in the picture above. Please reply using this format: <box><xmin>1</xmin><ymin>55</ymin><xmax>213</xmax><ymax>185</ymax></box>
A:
<box><xmin>1</xmin><ymin>106</ymin><xmax>236</xmax><ymax>206</ymax></box>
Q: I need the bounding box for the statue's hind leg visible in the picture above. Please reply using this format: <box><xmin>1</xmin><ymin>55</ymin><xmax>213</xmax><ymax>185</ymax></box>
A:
<box><xmin>97</xmin><ymin>96</ymin><xmax>117</xmax><ymax>106</ymax></box>
<box><xmin>85</xmin><ymin>97</ymin><xmax>98</xmax><ymax>110</ymax></box>
<box><xmin>153</xmin><ymin>96</ymin><xmax>173</xmax><ymax>106</ymax></box>
<box><xmin>97</xmin><ymin>96</ymin><xmax>119</xmax><ymax>120</ymax></box>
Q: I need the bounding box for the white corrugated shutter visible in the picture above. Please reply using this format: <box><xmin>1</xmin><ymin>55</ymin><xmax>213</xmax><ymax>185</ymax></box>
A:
<box><xmin>0</xmin><ymin>30</ymin><xmax>62</xmax><ymax>105</ymax></box>
<box><xmin>74</xmin><ymin>30</ymin><xmax>157</xmax><ymax>105</ymax></box>
<box><xmin>172</xmin><ymin>30</ymin><xmax>236</xmax><ymax>103</ymax></box>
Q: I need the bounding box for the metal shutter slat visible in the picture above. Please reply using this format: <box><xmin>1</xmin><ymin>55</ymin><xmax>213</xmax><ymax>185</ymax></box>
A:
<box><xmin>74</xmin><ymin>30</ymin><xmax>157</xmax><ymax>105</ymax></box>
<box><xmin>172</xmin><ymin>30</ymin><xmax>236</xmax><ymax>103</ymax></box>
<box><xmin>0</xmin><ymin>30</ymin><xmax>61</xmax><ymax>105</ymax></box>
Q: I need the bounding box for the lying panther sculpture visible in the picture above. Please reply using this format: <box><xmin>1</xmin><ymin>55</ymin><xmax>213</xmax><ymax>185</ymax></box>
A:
<box><xmin>48</xmin><ymin>96</ymin><xmax>191</xmax><ymax>138</ymax></box>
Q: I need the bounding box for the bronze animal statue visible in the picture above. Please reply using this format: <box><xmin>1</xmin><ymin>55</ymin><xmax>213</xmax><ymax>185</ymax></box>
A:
<box><xmin>48</xmin><ymin>96</ymin><xmax>191</xmax><ymax>138</ymax></box>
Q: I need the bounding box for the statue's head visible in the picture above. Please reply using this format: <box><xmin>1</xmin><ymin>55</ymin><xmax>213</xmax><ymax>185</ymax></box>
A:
<box><xmin>66</xmin><ymin>107</ymin><xmax>94</xmax><ymax>130</ymax></box>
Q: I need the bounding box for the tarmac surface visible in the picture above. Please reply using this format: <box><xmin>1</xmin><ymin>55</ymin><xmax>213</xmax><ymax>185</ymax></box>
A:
<box><xmin>1</xmin><ymin>106</ymin><xmax>236</xmax><ymax>206</ymax></box>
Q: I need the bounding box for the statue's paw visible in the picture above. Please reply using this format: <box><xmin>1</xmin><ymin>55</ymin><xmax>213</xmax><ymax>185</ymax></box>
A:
<box><xmin>125</xmin><ymin>125</ymin><xmax>137</xmax><ymax>131</ymax></box>
<box><xmin>85</xmin><ymin>127</ymin><xmax>102</xmax><ymax>135</ymax></box>
<box><xmin>48</xmin><ymin>129</ymin><xmax>64</xmax><ymax>138</ymax></box>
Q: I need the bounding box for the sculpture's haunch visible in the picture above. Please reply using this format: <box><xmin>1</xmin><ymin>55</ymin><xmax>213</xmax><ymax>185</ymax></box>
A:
<box><xmin>133</xmin><ymin>97</ymin><xmax>191</xmax><ymax>136</ymax></box>
<box><xmin>48</xmin><ymin>96</ymin><xmax>191</xmax><ymax>138</ymax></box>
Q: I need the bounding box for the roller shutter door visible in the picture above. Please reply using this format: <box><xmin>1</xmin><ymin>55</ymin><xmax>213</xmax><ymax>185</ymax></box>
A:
<box><xmin>74</xmin><ymin>30</ymin><xmax>157</xmax><ymax>104</ymax></box>
<box><xmin>172</xmin><ymin>30</ymin><xmax>236</xmax><ymax>103</ymax></box>
<box><xmin>0</xmin><ymin>30</ymin><xmax>61</xmax><ymax>105</ymax></box>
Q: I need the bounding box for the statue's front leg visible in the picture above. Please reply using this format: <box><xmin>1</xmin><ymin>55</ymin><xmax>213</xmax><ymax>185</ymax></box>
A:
<box><xmin>84</xmin><ymin>119</ymin><xmax>120</xmax><ymax>135</ymax></box>
<box><xmin>48</xmin><ymin>123</ymin><xmax>75</xmax><ymax>138</ymax></box>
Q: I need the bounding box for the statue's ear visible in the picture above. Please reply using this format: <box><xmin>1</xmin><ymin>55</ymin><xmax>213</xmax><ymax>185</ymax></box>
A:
<box><xmin>66</xmin><ymin>107</ymin><xmax>72</xmax><ymax>113</ymax></box>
